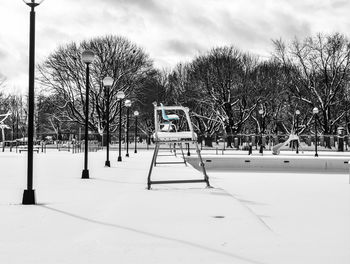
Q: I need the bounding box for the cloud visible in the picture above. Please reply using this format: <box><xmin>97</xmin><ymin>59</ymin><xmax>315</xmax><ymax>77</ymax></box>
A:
<box><xmin>0</xmin><ymin>71</ymin><xmax>5</xmax><ymax>81</ymax></box>
<box><xmin>0</xmin><ymin>47</ymin><xmax>7</xmax><ymax>60</ymax></box>
<box><xmin>331</xmin><ymin>0</ymin><xmax>349</xmax><ymax>8</ymax></box>
<box><xmin>105</xmin><ymin>0</ymin><xmax>164</xmax><ymax>13</ymax></box>
<box><xmin>0</xmin><ymin>0</ymin><xmax>350</xmax><ymax>92</ymax></box>
<box><xmin>164</xmin><ymin>39</ymin><xmax>204</xmax><ymax>56</ymax></box>
<box><xmin>270</xmin><ymin>11</ymin><xmax>312</xmax><ymax>40</ymax></box>
<box><xmin>188</xmin><ymin>14</ymin><xmax>219</xmax><ymax>35</ymax></box>
<box><xmin>39</xmin><ymin>27</ymin><xmax>72</xmax><ymax>45</ymax></box>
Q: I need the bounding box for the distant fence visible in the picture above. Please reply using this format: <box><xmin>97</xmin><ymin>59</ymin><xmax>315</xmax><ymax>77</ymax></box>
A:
<box><xmin>2</xmin><ymin>133</ymin><xmax>349</xmax><ymax>154</ymax></box>
<box><xmin>196</xmin><ymin>133</ymin><xmax>349</xmax><ymax>153</ymax></box>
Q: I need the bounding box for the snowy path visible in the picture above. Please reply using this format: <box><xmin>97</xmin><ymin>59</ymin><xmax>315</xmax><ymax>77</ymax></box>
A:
<box><xmin>0</xmin><ymin>150</ymin><xmax>349</xmax><ymax>263</ymax></box>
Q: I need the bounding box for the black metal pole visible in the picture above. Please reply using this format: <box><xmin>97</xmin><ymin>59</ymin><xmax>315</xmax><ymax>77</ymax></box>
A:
<box><xmin>105</xmin><ymin>86</ymin><xmax>110</xmax><ymax>167</ymax></box>
<box><xmin>22</xmin><ymin>5</ymin><xmax>36</xmax><ymax>205</ymax></box>
<box><xmin>255</xmin><ymin>115</ymin><xmax>258</xmax><ymax>150</ymax></box>
<box><xmin>126</xmin><ymin>107</ymin><xmax>129</xmax><ymax>157</ymax></box>
<box><xmin>16</xmin><ymin>113</ymin><xmax>19</xmax><ymax>140</ymax></box>
<box><xmin>187</xmin><ymin>143</ymin><xmax>190</xmax><ymax>156</ymax></box>
<box><xmin>259</xmin><ymin>114</ymin><xmax>263</xmax><ymax>154</ymax></box>
<box><xmin>275</xmin><ymin>117</ymin><xmax>278</xmax><ymax>134</ymax></box>
<box><xmin>296</xmin><ymin>115</ymin><xmax>299</xmax><ymax>154</ymax></box>
<box><xmin>134</xmin><ymin>116</ymin><xmax>137</xmax><ymax>153</ymax></box>
<box><xmin>82</xmin><ymin>63</ymin><xmax>90</xmax><ymax>178</ymax></box>
<box><xmin>346</xmin><ymin>110</ymin><xmax>349</xmax><ymax>151</ymax></box>
<box><xmin>263</xmin><ymin>116</ymin><xmax>265</xmax><ymax>134</ymax></box>
<box><xmin>315</xmin><ymin>114</ymin><xmax>318</xmax><ymax>157</ymax></box>
<box><xmin>118</xmin><ymin>101</ymin><xmax>122</xmax><ymax>161</ymax></box>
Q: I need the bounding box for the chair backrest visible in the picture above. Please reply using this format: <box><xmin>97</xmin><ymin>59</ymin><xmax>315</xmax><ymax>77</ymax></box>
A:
<box><xmin>160</xmin><ymin>103</ymin><xmax>169</xmax><ymax>121</ymax></box>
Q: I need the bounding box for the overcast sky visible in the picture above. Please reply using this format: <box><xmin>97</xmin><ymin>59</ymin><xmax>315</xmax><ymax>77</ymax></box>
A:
<box><xmin>0</xmin><ymin>0</ymin><xmax>349</xmax><ymax>93</ymax></box>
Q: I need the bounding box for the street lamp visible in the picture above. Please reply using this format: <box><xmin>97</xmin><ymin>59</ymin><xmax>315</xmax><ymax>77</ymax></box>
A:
<box><xmin>313</xmin><ymin>107</ymin><xmax>319</xmax><ymax>157</ymax></box>
<box><xmin>134</xmin><ymin>110</ymin><xmax>139</xmax><ymax>153</ymax></box>
<box><xmin>103</xmin><ymin>76</ymin><xmax>113</xmax><ymax>167</ymax></box>
<box><xmin>124</xmin><ymin>99</ymin><xmax>132</xmax><ymax>157</ymax></box>
<box><xmin>258</xmin><ymin>109</ymin><xmax>264</xmax><ymax>154</ymax></box>
<box><xmin>295</xmin><ymin>109</ymin><xmax>300</xmax><ymax>154</ymax></box>
<box><xmin>22</xmin><ymin>0</ymin><xmax>45</xmax><ymax>205</ymax></box>
<box><xmin>81</xmin><ymin>50</ymin><xmax>95</xmax><ymax>179</ymax></box>
<box><xmin>117</xmin><ymin>91</ymin><xmax>125</xmax><ymax>161</ymax></box>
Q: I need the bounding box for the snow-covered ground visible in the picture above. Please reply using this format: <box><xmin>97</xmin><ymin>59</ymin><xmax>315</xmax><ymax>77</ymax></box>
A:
<box><xmin>0</xmin><ymin>149</ymin><xmax>349</xmax><ymax>264</ymax></box>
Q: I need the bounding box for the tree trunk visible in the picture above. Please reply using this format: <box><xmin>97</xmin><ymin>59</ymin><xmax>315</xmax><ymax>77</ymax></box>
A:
<box><xmin>225</xmin><ymin>126</ymin><xmax>233</xmax><ymax>147</ymax></box>
<box><xmin>204</xmin><ymin>135</ymin><xmax>213</xmax><ymax>147</ymax></box>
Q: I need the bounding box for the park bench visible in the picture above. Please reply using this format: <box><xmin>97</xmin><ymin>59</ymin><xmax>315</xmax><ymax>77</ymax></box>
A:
<box><xmin>18</xmin><ymin>146</ymin><xmax>40</xmax><ymax>153</ymax></box>
<box><xmin>88</xmin><ymin>142</ymin><xmax>100</xmax><ymax>152</ymax></box>
<box><xmin>2</xmin><ymin>140</ymin><xmax>17</xmax><ymax>152</ymax></box>
<box><xmin>58</xmin><ymin>142</ymin><xmax>71</xmax><ymax>151</ymax></box>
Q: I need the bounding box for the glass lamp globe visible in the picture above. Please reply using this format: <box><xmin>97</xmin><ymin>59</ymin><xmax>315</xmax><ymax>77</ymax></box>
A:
<box><xmin>103</xmin><ymin>77</ymin><xmax>113</xmax><ymax>87</ymax></box>
<box><xmin>134</xmin><ymin>111</ymin><xmax>139</xmax><ymax>116</ymax></box>
<box><xmin>295</xmin><ymin>110</ymin><xmax>300</xmax><ymax>115</ymax></box>
<box><xmin>124</xmin><ymin>99</ymin><xmax>132</xmax><ymax>107</ymax></box>
<box><xmin>81</xmin><ymin>50</ymin><xmax>95</xmax><ymax>64</ymax></box>
<box><xmin>312</xmin><ymin>107</ymin><xmax>319</xmax><ymax>114</ymax></box>
<box><xmin>116</xmin><ymin>91</ymin><xmax>125</xmax><ymax>100</ymax></box>
<box><xmin>258</xmin><ymin>109</ymin><xmax>264</xmax><ymax>115</ymax></box>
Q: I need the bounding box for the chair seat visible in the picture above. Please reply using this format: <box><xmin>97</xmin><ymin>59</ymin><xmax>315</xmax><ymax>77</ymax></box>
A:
<box><xmin>166</xmin><ymin>114</ymin><xmax>179</xmax><ymax>120</ymax></box>
<box><xmin>154</xmin><ymin>131</ymin><xmax>197</xmax><ymax>141</ymax></box>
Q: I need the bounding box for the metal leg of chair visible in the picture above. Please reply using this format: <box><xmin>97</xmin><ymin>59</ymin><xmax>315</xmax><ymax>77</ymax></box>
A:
<box><xmin>154</xmin><ymin>143</ymin><xmax>160</xmax><ymax>167</ymax></box>
<box><xmin>167</xmin><ymin>121</ymin><xmax>171</xmax><ymax>132</ymax></box>
<box><xmin>194</xmin><ymin>141</ymin><xmax>211</xmax><ymax>187</ymax></box>
<box><xmin>179</xmin><ymin>143</ymin><xmax>187</xmax><ymax>166</ymax></box>
<box><xmin>147</xmin><ymin>143</ymin><xmax>159</xmax><ymax>190</ymax></box>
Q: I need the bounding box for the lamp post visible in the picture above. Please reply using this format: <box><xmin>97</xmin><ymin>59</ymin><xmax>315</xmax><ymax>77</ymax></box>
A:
<box><xmin>125</xmin><ymin>99</ymin><xmax>132</xmax><ymax>157</ymax></box>
<box><xmin>16</xmin><ymin>112</ymin><xmax>19</xmax><ymax>140</ymax></box>
<box><xmin>117</xmin><ymin>91</ymin><xmax>125</xmax><ymax>161</ymax></box>
<box><xmin>103</xmin><ymin>76</ymin><xmax>113</xmax><ymax>167</ymax></box>
<box><xmin>134</xmin><ymin>111</ymin><xmax>139</xmax><ymax>153</ymax></box>
<box><xmin>295</xmin><ymin>109</ymin><xmax>300</xmax><ymax>154</ymax></box>
<box><xmin>313</xmin><ymin>107</ymin><xmax>319</xmax><ymax>157</ymax></box>
<box><xmin>258</xmin><ymin>109</ymin><xmax>264</xmax><ymax>154</ymax></box>
<box><xmin>346</xmin><ymin>108</ymin><xmax>349</xmax><ymax>151</ymax></box>
<box><xmin>22</xmin><ymin>0</ymin><xmax>44</xmax><ymax>205</ymax></box>
<box><xmin>81</xmin><ymin>50</ymin><xmax>95</xmax><ymax>179</ymax></box>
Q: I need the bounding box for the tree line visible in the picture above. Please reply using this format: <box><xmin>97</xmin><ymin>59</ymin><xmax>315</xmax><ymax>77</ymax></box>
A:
<box><xmin>0</xmin><ymin>33</ymin><xmax>349</xmax><ymax>146</ymax></box>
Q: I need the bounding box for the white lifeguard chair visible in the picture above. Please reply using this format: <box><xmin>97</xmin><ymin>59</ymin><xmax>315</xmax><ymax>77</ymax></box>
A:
<box><xmin>147</xmin><ymin>103</ymin><xmax>211</xmax><ymax>190</ymax></box>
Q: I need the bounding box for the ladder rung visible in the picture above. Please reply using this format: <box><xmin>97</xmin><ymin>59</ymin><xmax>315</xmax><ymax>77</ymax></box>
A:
<box><xmin>155</xmin><ymin>161</ymin><xmax>186</xmax><ymax>164</ymax></box>
<box><xmin>150</xmin><ymin>179</ymin><xmax>207</xmax><ymax>185</ymax></box>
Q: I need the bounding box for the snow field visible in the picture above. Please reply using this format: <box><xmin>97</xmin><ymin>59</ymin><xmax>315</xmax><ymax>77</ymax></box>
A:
<box><xmin>0</xmin><ymin>149</ymin><xmax>349</xmax><ymax>264</ymax></box>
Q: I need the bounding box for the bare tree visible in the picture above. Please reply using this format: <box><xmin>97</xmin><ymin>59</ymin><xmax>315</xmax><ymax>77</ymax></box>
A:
<box><xmin>273</xmin><ymin>33</ymin><xmax>350</xmax><ymax>138</ymax></box>
<box><xmin>38</xmin><ymin>35</ymin><xmax>153</xmax><ymax>138</ymax></box>
<box><xmin>185</xmin><ymin>47</ymin><xmax>260</xmax><ymax>146</ymax></box>
<box><xmin>0</xmin><ymin>92</ymin><xmax>27</xmax><ymax>140</ymax></box>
